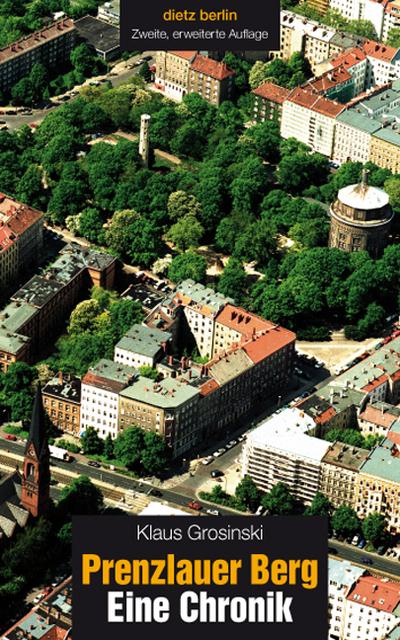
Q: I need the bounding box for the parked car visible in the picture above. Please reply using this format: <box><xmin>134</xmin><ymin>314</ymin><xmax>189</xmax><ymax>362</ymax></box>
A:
<box><xmin>255</xmin><ymin>505</ymin><xmax>265</xmax><ymax>516</ymax></box>
<box><xmin>206</xmin><ymin>508</ymin><xmax>219</xmax><ymax>516</ymax></box>
<box><xmin>226</xmin><ymin>440</ymin><xmax>237</xmax><ymax>448</ymax></box>
<box><xmin>351</xmin><ymin>535</ymin><xmax>360</xmax><ymax>546</ymax></box>
<box><xmin>361</xmin><ymin>558</ymin><xmax>373</xmax><ymax>565</ymax></box>
<box><xmin>357</xmin><ymin>539</ymin><xmax>366</xmax><ymax>549</ymax></box>
<box><xmin>237</xmin><ymin>435</ymin><xmax>246</xmax><ymax>442</ymax></box>
<box><xmin>4</xmin><ymin>434</ymin><xmax>17</xmax><ymax>441</ymax></box>
<box><xmin>210</xmin><ymin>469</ymin><xmax>224</xmax><ymax>478</ymax></box>
<box><xmin>328</xmin><ymin>547</ymin><xmax>338</xmax><ymax>555</ymax></box>
<box><xmin>87</xmin><ymin>460</ymin><xmax>101</xmax><ymax>468</ymax></box>
<box><xmin>202</xmin><ymin>456</ymin><xmax>213</xmax><ymax>465</ymax></box>
<box><xmin>213</xmin><ymin>448</ymin><xmax>226</xmax><ymax>458</ymax></box>
<box><xmin>187</xmin><ymin>500</ymin><xmax>202</xmax><ymax>511</ymax></box>
<box><xmin>377</xmin><ymin>546</ymin><xmax>386</xmax><ymax>555</ymax></box>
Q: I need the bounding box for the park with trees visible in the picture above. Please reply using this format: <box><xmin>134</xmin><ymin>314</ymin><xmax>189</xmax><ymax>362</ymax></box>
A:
<box><xmin>0</xmin><ymin>59</ymin><xmax>398</xmax><ymax>347</ymax></box>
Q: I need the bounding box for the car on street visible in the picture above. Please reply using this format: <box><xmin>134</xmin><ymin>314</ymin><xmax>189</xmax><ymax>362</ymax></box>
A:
<box><xmin>210</xmin><ymin>469</ymin><xmax>224</xmax><ymax>478</ymax></box>
<box><xmin>202</xmin><ymin>456</ymin><xmax>214</xmax><ymax>465</ymax></box>
<box><xmin>4</xmin><ymin>434</ymin><xmax>17</xmax><ymax>441</ymax></box>
<box><xmin>33</xmin><ymin>594</ymin><xmax>44</xmax><ymax>604</ymax></box>
<box><xmin>206</xmin><ymin>508</ymin><xmax>220</xmax><ymax>516</ymax></box>
<box><xmin>87</xmin><ymin>460</ymin><xmax>101</xmax><ymax>468</ymax></box>
<box><xmin>213</xmin><ymin>448</ymin><xmax>226</xmax><ymax>457</ymax></box>
<box><xmin>187</xmin><ymin>500</ymin><xmax>202</xmax><ymax>511</ymax></box>
<box><xmin>361</xmin><ymin>558</ymin><xmax>373</xmax><ymax>565</ymax></box>
<box><xmin>226</xmin><ymin>440</ymin><xmax>237</xmax><ymax>449</ymax></box>
<box><xmin>142</xmin><ymin>55</ymin><xmax>152</xmax><ymax>61</ymax></box>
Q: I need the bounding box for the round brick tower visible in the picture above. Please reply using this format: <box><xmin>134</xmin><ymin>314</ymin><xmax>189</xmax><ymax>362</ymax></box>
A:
<box><xmin>329</xmin><ymin>169</ymin><xmax>393</xmax><ymax>258</ymax></box>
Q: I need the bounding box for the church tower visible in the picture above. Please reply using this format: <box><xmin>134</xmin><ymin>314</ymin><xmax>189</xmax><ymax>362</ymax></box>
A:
<box><xmin>21</xmin><ymin>385</ymin><xmax>50</xmax><ymax>517</ymax></box>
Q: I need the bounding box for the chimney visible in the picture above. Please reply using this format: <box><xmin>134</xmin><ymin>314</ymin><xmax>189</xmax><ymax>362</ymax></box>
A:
<box><xmin>161</xmin><ymin>341</ymin><xmax>167</xmax><ymax>353</ymax></box>
<box><xmin>168</xmin><ymin>355</ymin><xmax>173</xmax><ymax>365</ymax></box>
<box><xmin>58</xmin><ymin>371</ymin><xmax>63</xmax><ymax>385</ymax></box>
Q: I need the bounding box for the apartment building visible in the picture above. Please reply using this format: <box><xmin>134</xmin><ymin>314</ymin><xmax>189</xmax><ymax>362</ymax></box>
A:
<box><xmin>334</xmin><ymin>109</ymin><xmax>380</xmax><ymax>163</ymax></box>
<box><xmin>330</xmin><ymin>48</ymin><xmax>368</xmax><ymax>95</ymax></box>
<box><xmin>358</xmin><ymin>402</ymin><xmax>400</xmax><ymax>437</ymax></box>
<box><xmin>117</xmin><ymin>315</ymin><xmax>295</xmax><ymax>457</ymax></box>
<box><xmin>0</xmin><ymin>194</ymin><xmax>43</xmax><ymax>291</ymax></box>
<box><xmin>329</xmin><ymin>559</ymin><xmax>366</xmax><ymax>640</ymax></box>
<box><xmin>320</xmin><ymin>442</ymin><xmax>369</xmax><ymax>509</ymax></box>
<box><xmin>42</xmin><ymin>373</ymin><xmax>81</xmax><ymax>436</ymax></box>
<box><xmin>97</xmin><ymin>0</ymin><xmax>120</xmax><ymax>24</ymax></box>
<box><xmin>80</xmin><ymin>359</ymin><xmax>136</xmax><ymax>439</ymax></box>
<box><xmin>370</xmin><ymin>125</ymin><xmax>400</xmax><ymax>172</ymax></box>
<box><xmin>278</xmin><ymin>11</ymin><xmax>336</xmax><ymax>72</ymax></box>
<box><xmin>242</xmin><ymin>408</ymin><xmax>329</xmax><ymax>504</ymax></box>
<box><xmin>252</xmin><ymin>82</ymin><xmax>290</xmax><ymax>123</ymax></box>
<box><xmin>298</xmin><ymin>336</ymin><xmax>400</xmax><ymax>435</ymax></box>
<box><xmin>334</xmin><ymin>81</ymin><xmax>400</xmax><ymax>162</ymax></box>
<box><xmin>188</xmin><ymin>54</ymin><xmax>235</xmax><ymax>106</ymax></box>
<box><xmin>363</xmin><ymin>40</ymin><xmax>400</xmax><ymax>86</ymax></box>
<box><xmin>356</xmin><ymin>439</ymin><xmax>400</xmax><ymax>533</ymax></box>
<box><xmin>0</xmin><ymin>18</ymin><xmax>76</xmax><ymax>92</ymax></box>
<box><xmin>344</xmin><ymin>575</ymin><xmax>400</xmax><ymax>639</ymax></box>
<box><xmin>155</xmin><ymin>51</ymin><xmax>197</xmax><ymax>101</ymax></box>
<box><xmin>119</xmin><ymin>374</ymin><xmax>200</xmax><ymax>457</ymax></box>
<box><xmin>114</xmin><ymin>324</ymin><xmax>171</xmax><ymax>369</ymax></box>
<box><xmin>0</xmin><ymin>243</ymin><xmax>116</xmax><ymax>369</ymax></box>
<box><xmin>213</xmin><ymin>304</ymin><xmax>279</xmax><ymax>356</ymax></box>
<box><xmin>162</xmin><ymin>280</ymin><xmax>232</xmax><ymax>358</ymax></box>
<box><xmin>281</xmin><ymin>86</ymin><xmax>344</xmax><ymax>156</ymax></box>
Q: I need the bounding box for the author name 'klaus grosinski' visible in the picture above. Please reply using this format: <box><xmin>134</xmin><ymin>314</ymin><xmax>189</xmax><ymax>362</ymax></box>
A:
<box><xmin>135</xmin><ymin>523</ymin><xmax>265</xmax><ymax>542</ymax></box>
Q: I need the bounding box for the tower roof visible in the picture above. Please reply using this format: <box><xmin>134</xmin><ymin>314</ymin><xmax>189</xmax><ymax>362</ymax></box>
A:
<box><xmin>25</xmin><ymin>384</ymin><xmax>48</xmax><ymax>458</ymax></box>
<box><xmin>338</xmin><ymin>171</ymin><xmax>389</xmax><ymax>210</ymax></box>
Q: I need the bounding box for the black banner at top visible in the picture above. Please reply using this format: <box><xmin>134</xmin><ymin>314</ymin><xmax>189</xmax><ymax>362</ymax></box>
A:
<box><xmin>120</xmin><ymin>0</ymin><xmax>280</xmax><ymax>51</ymax></box>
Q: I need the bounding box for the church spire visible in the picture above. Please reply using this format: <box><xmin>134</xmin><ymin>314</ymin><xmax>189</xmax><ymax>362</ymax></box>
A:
<box><xmin>20</xmin><ymin>384</ymin><xmax>50</xmax><ymax>518</ymax></box>
<box><xmin>25</xmin><ymin>384</ymin><xmax>48</xmax><ymax>459</ymax></box>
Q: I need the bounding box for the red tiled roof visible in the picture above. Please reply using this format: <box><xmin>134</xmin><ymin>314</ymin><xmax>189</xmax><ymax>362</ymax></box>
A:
<box><xmin>347</xmin><ymin>576</ymin><xmax>400</xmax><ymax>613</ymax></box>
<box><xmin>362</xmin><ymin>39</ymin><xmax>397</xmax><ymax>61</ymax></box>
<box><xmin>359</xmin><ymin>404</ymin><xmax>397</xmax><ymax>428</ymax></box>
<box><xmin>169</xmin><ymin>50</ymin><xmax>197</xmax><ymax>61</ymax></box>
<box><xmin>0</xmin><ymin>225</ymin><xmax>15</xmax><ymax>252</ymax></box>
<box><xmin>388</xmin><ymin>430</ymin><xmax>400</xmax><ymax>445</ymax></box>
<box><xmin>216</xmin><ymin>304</ymin><xmax>275</xmax><ymax>336</ymax></box>
<box><xmin>242</xmin><ymin>326</ymin><xmax>296</xmax><ymax>364</ymax></box>
<box><xmin>252</xmin><ymin>81</ymin><xmax>290</xmax><ymax>104</ymax></box>
<box><xmin>0</xmin><ymin>193</ymin><xmax>42</xmax><ymax>253</ymax></box>
<box><xmin>306</xmin><ymin>66</ymin><xmax>352</xmax><ymax>93</ymax></box>
<box><xmin>331</xmin><ymin>47</ymin><xmax>367</xmax><ymax>70</ymax></box>
<box><xmin>315</xmin><ymin>407</ymin><xmax>337</xmax><ymax>424</ymax></box>
<box><xmin>0</xmin><ymin>19</ymin><xmax>75</xmax><ymax>64</ymax></box>
<box><xmin>190</xmin><ymin>54</ymin><xmax>235</xmax><ymax>80</ymax></box>
<box><xmin>82</xmin><ymin>372</ymin><xmax>127</xmax><ymax>394</ymax></box>
<box><xmin>200</xmin><ymin>379</ymin><xmax>220</xmax><ymax>396</ymax></box>
<box><xmin>361</xmin><ymin>373</ymin><xmax>388</xmax><ymax>393</ymax></box>
<box><xmin>287</xmin><ymin>87</ymin><xmax>344</xmax><ymax>117</ymax></box>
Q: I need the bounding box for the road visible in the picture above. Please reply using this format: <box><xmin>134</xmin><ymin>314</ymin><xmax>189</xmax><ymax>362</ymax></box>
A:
<box><xmin>0</xmin><ymin>439</ymin><xmax>236</xmax><ymax>516</ymax></box>
<box><xmin>1</xmin><ymin>51</ymin><xmax>156</xmax><ymax>131</ymax></box>
<box><xmin>2</xmin><ymin>441</ymin><xmax>400</xmax><ymax>580</ymax></box>
<box><xmin>329</xmin><ymin>540</ymin><xmax>400</xmax><ymax>579</ymax></box>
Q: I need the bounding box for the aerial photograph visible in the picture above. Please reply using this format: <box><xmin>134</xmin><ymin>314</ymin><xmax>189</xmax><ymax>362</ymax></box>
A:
<box><xmin>0</xmin><ymin>0</ymin><xmax>398</xmax><ymax>637</ymax></box>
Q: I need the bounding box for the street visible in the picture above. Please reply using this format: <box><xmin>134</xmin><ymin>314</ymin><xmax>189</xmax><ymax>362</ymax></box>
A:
<box><xmin>0</xmin><ymin>51</ymin><xmax>156</xmax><ymax>132</ymax></box>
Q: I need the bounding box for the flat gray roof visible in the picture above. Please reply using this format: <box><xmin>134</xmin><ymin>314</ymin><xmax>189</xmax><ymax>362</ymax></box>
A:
<box><xmin>120</xmin><ymin>375</ymin><xmax>200</xmax><ymax>409</ymax></box>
